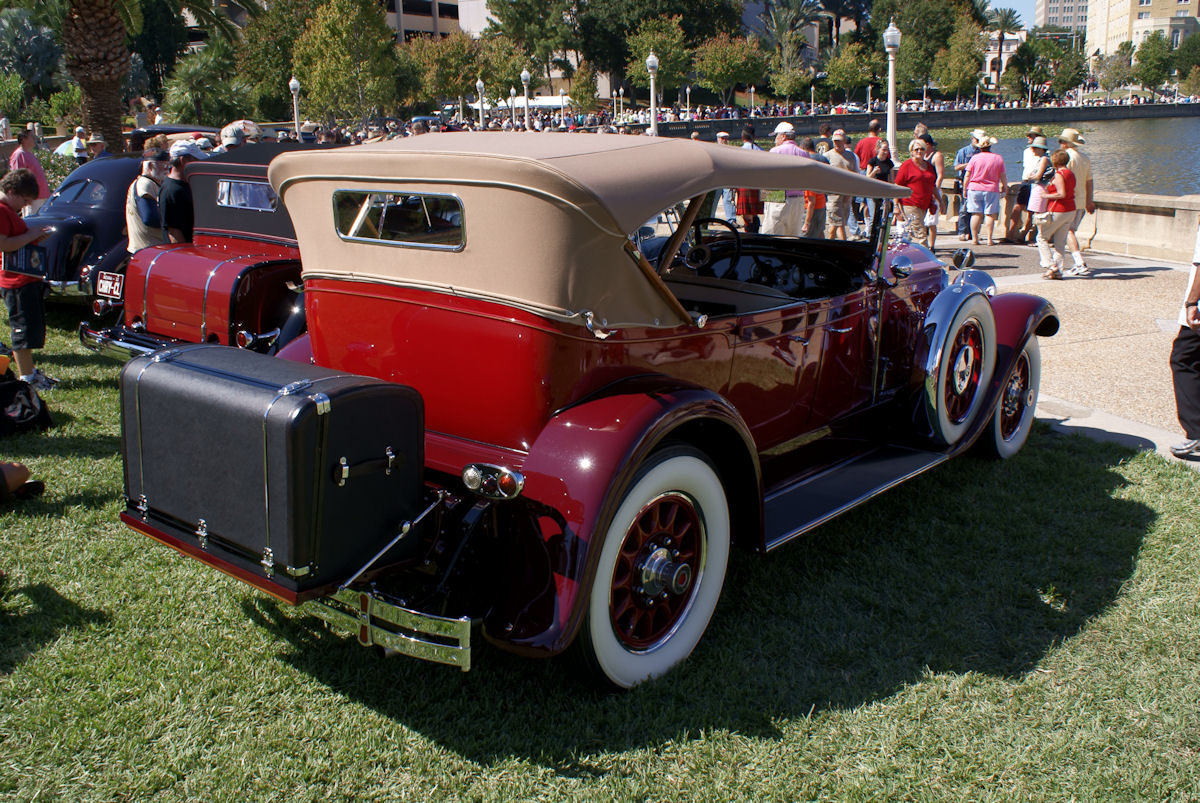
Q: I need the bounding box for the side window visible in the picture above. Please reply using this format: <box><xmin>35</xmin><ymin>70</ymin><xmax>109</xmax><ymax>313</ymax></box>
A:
<box><xmin>333</xmin><ymin>190</ymin><xmax>464</xmax><ymax>250</ymax></box>
<box><xmin>217</xmin><ymin>180</ymin><xmax>278</xmax><ymax>212</ymax></box>
<box><xmin>78</xmin><ymin>180</ymin><xmax>106</xmax><ymax>206</ymax></box>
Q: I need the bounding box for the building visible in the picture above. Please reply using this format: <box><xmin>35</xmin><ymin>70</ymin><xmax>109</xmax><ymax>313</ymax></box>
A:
<box><xmin>383</xmin><ymin>0</ymin><xmax>462</xmax><ymax>39</ymax></box>
<box><xmin>1087</xmin><ymin>0</ymin><xmax>1199</xmax><ymax>55</ymax></box>
<box><xmin>1034</xmin><ymin>0</ymin><xmax>1089</xmax><ymax>31</ymax></box>
<box><xmin>982</xmin><ymin>29</ymin><xmax>1029</xmax><ymax>86</ymax></box>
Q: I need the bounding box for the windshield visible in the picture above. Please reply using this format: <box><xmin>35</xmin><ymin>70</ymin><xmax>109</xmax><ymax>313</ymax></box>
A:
<box><xmin>41</xmin><ymin>179</ymin><xmax>107</xmax><ymax>214</ymax></box>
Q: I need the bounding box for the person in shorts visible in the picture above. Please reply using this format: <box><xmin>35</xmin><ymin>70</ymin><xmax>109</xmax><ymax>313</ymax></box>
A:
<box><xmin>0</xmin><ymin>169</ymin><xmax>54</xmax><ymax>390</ymax></box>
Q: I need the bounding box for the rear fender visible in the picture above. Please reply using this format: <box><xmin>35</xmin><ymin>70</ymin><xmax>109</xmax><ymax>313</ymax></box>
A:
<box><xmin>481</xmin><ymin>375</ymin><xmax>760</xmax><ymax>658</ymax></box>
<box><xmin>274</xmin><ymin>331</ymin><xmax>314</xmax><ymax>364</ymax></box>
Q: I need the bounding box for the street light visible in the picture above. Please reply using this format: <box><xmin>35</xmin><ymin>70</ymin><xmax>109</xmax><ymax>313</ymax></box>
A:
<box><xmin>883</xmin><ymin>18</ymin><xmax>901</xmax><ymax>154</ymax></box>
<box><xmin>288</xmin><ymin>75</ymin><xmax>301</xmax><ymax>136</ymax></box>
<box><xmin>646</xmin><ymin>51</ymin><xmax>659</xmax><ymax>136</ymax></box>
<box><xmin>509</xmin><ymin>87</ymin><xmax>516</xmax><ymax>129</ymax></box>
<box><xmin>618</xmin><ymin>87</ymin><xmax>624</xmax><ymax>119</ymax></box>
<box><xmin>750</xmin><ymin>85</ymin><xmax>755</xmax><ymax>113</ymax></box>
<box><xmin>559</xmin><ymin>87</ymin><xmax>567</xmax><ymax>127</ymax></box>
<box><xmin>685</xmin><ymin>85</ymin><xmax>691</xmax><ymax>119</ymax></box>
<box><xmin>476</xmin><ymin>77</ymin><xmax>485</xmax><ymax>129</ymax></box>
<box><xmin>521</xmin><ymin>68</ymin><xmax>531</xmax><ymax>131</ymax></box>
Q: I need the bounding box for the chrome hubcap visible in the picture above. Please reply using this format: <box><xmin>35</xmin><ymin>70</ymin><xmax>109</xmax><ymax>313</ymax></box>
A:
<box><xmin>952</xmin><ymin>345</ymin><xmax>976</xmax><ymax>395</ymax></box>
<box><xmin>637</xmin><ymin>547</ymin><xmax>693</xmax><ymax>598</ymax></box>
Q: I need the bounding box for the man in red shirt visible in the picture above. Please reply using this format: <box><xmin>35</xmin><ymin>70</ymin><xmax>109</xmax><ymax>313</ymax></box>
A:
<box><xmin>0</xmin><ymin>169</ymin><xmax>54</xmax><ymax>389</ymax></box>
<box><xmin>853</xmin><ymin>119</ymin><xmax>881</xmax><ymax>175</ymax></box>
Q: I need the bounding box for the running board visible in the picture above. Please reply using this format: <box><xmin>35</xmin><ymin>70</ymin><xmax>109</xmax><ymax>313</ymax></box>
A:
<box><xmin>763</xmin><ymin>445</ymin><xmax>949</xmax><ymax>552</ymax></box>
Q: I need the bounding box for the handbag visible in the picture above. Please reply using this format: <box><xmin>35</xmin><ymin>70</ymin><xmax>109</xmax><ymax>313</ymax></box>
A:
<box><xmin>923</xmin><ymin>208</ymin><xmax>938</xmax><ymax>227</ymax></box>
<box><xmin>1027</xmin><ymin>183</ymin><xmax>1047</xmax><ymax>214</ymax></box>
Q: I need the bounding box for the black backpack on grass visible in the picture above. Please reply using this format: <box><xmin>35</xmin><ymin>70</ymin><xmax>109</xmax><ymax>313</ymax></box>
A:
<box><xmin>0</xmin><ymin>369</ymin><xmax>53</xmax><ymax>436</ymax></box>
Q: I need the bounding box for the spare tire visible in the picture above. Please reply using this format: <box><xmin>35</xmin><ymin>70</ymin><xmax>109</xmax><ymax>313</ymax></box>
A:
<box><xmin>923</xmin><ymin>291</ymin><xmax>996</xmax><ymax>446</ymax></box>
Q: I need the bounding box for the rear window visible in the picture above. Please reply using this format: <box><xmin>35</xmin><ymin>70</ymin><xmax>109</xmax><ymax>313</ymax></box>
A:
<box><xmin>332</xmin><ymin>190</ymin><xmax>464</xmax><ymax>250</ymax></box>
<box><xmin>217</xmin><ymin>180</ymin><xmax>278</xmax><ymax>212</ymax></box>
<box><xmin>43</xmin><ymin>179</ymin><xmax>106</xmax><ymax>212</ymax></box>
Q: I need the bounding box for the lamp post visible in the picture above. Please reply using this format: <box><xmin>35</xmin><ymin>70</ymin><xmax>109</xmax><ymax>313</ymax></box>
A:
<box><xmin>288</xmin><ymin>76</ymin><xmax>301</xmax><ymax>136</ymax></box>
<box><xmin>509</xmin><ymin>87</ymin><xmax>516</xmax><ymax>128</ymax></box>
<box><xmin>521</xmin><ymin>69</ymin><xmax>531</xmax><ymax>131</ymax></box>
<box><xmin>685</xmin><ymin>85</ymin><xmax>691</xmax><ymax>119</ymax></box>
<box><xmin>618</xmin><ymin>87</ymin><xmax>624</xmax><ymax>119</ymax></box>
<box><xmin>974</xmin><ymin>82</ymin><xmax>980</xmax><ymax>110</ymax></box>
<box><xmin>475</xmin><ymin>78</ymin><xmax>484</xmax><ymax>129</ymax></box>
<box><xmin>866</xmin><ymin>84</ymin><xmax>871</xmax><ymax>111</ymax></box>
<box><xmin>810</xmin><ymin>84</ymin><xmax>815</xmax><ymax>113</ymax></box>
<box><xmin>559</xmin><ymin>88</ymin><xmax>567</xmax><ymax>127</ymax></box>
<box><xmin>883</xmin><ymin>18</ymin><xmax>901</xmax><ymax>154</ymax></box>
<box><xmin>750</xmin><ymin>85</ymin><xmax>755</xmax><ymax>114</ymax></box>
<box><xmin>646</xmin><ymin>51</ymin><xmax>659</xmax><ymax>136</ymax></box>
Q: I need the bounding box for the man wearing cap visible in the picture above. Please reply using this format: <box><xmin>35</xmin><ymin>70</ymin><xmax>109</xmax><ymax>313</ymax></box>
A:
<box><xmin>54</xmin><ymin>126</ymin><xmax>88</xmax><ymax>164</ymax></box>
<box><xmin>1059</xmin><ymin>128</ymin><xmax>1094</xmax><ymax>276</ymax></box>
<box><xmin>1008</xmin><ymin>130</ymin><xmax>1050</xmax><ymax>243</ymax></box>
<box><xmin>125</xmin><ymin>149</ymin><xmax>169</xmax><ymax>254</ymax></box>
<box><xmin>713</xmin><ymin>131</ymin><xmax>736</xmax><ymax>224</ymax></box>
<box><xmin>825</xmin><ymin>130</ymin><xmax>857</xmax><ymax>240</ymax></box>
<box><xmin>953</xmin><ymin>129</ymin><xmax>984</xmax><ymax>240</ymax></box>
<box><xmin>768</xmin><ymin>121</ymin><xmax>808</xmax><ymax>236</ymax></box>
<box><xmin>86</xmin><ymin>133</ymin><xmax>111</xmax><ymax>160</ymax></box>
<box><xmin>160</xmin><ymin>140</ymin><xmax>209</xmax><ymax>244</ymax></box>
<box><xmin>8</xmin><ymin>130</ymin><xmax>50</xmax><ymax>216</ymax></box>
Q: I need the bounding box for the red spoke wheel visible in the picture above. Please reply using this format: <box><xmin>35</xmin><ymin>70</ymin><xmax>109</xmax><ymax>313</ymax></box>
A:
<box><xmin>981</xmin><ymin>338</ymin><xmax>1041</xmax><ymax>459</ymax></box>
<box><xmin>944</xmin><ymin>321</ymin><xmax>984</xmax><ymax>424</ymax></box>
<box><xmin>577</xmin><ymin>445</ymin><xmax>729</xmax><ymax>690</ymax></box>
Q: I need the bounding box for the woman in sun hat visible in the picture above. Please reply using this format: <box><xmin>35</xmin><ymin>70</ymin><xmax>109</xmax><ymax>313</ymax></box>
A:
<box><xmin>963</xmin><ymin>135</ymin><xmax>1008</xmax><ymax>246</ymax></box>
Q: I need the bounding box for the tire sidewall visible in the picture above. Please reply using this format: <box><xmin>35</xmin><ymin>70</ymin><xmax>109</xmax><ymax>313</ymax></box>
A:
<box><xmin>932</xmin><ymin>294</ymin><xmax>997</xmax><ymax>446</ymax></box>
<box><xmin>582</xmin><ymin>446</ymin><xmax>730</xmax><ymax>690</ymax></box>
<box><xmin>988</xmin><ymin>337</ymin><xmax>1041</xmax><ymax>458</ymax></box>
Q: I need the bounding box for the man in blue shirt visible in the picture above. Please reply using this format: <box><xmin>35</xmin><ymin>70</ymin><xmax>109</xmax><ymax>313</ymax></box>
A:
<box><xmin>952</xmin><ymin>129</ymin><xmax>983</xmax><ymax>240</ymax></box>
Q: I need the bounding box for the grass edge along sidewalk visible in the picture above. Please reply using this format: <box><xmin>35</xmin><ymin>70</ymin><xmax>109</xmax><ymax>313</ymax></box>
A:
<box><xmin>2</xmin><ymin>309</ymin><xmax>1199</xmax><ymax>800</ymax></box>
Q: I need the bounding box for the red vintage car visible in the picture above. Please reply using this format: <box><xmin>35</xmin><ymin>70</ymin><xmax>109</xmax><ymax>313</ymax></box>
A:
<box><xmin>79</xmin><ymin>144</ymin><xmax>311</xmax><ymax>359</ymax></box>
<box><xmin>113</xmin><ymin>134</ymin><xmax>1058</xmax><ymax>689</ymax></box>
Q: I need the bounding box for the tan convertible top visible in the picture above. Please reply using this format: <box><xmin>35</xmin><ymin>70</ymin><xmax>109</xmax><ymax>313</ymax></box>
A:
<box><xmin>269</xmin><ymin>133</ymin><xmax>909</xmax><ymax>329</ymax></box>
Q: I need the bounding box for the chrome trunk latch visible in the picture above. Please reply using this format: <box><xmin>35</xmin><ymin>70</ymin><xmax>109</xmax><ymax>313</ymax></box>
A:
<box><xmin>261</xmin><ymin>547</ymin><xmax>275</xmax><ymax>578</ymax></box>
<box><xmin>195</xmin><ymin>519</ymin><xmax>208</xmax><ymax>550</ymax></box>
<box><xmin>136</xmin><ymin>494</ymin><xmax>149</xmax><ymax>518</ymax></box>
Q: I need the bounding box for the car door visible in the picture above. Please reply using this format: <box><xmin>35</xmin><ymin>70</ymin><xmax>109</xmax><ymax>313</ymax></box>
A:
<box><xmin>805</xmin><ymin>284</ymin><xmax>877</xmax><ymax>429</ymax></box>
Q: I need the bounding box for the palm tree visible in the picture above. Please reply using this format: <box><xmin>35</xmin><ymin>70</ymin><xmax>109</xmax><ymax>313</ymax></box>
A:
<box><xmin>988</xmin><ymin>7</ymin><xmax>1023</xmax><ymax>89</ymax></box>
<box><xmin>759</xmin><ymin>0</ymin><xmax>823</xmax><ymax>69</ymax></box>
<box><xmin>58</xmin><ymin>0</ymin><xmax>258</xmax><ymax>153</ymax></box>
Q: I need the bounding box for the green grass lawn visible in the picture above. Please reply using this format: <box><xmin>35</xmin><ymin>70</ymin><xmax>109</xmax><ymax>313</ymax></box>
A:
<box><xmin>3</xmin><ymin>307</ymin><xmax>1200</xmax><ymax>801</ymax></box>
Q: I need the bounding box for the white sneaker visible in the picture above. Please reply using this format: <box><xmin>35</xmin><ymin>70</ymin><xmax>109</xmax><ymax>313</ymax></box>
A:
<box><xmin>24</xmin><ymin>369</ymin><xmax>58</xmax><ymax>391</ymax></box>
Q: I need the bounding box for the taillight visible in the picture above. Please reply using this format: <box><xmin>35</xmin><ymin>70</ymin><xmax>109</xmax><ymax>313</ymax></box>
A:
<box><xmin>461</xmin><ymin>464</ymin><xmax>524</xmax><ymax>500</ymax></box>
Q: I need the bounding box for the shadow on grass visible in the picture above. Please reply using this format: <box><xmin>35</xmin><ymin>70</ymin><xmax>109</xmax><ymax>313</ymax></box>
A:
<box><xmin>244</xmin><ymin>425</ymin><xmax>1152</xmax><ymax>765</ymax></box>
<box><xmin>0</xmin><ymin>580</ymin><xmax>110</xmax><ymax>674</ymax></box>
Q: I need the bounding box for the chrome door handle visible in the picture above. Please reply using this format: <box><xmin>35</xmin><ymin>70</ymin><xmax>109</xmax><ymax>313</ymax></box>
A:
<box><xmin>829</xmin><ymin>326</ymin><xmax>853</xmax><ymax>334</ymax></box>
<box><xmin>789</xmin><ymin>335</ymin><xmax>809</xmax><ymax>344</ymax></box>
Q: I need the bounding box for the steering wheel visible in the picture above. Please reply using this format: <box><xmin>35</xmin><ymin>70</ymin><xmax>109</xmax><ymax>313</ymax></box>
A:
<box><xmin>684</xmin><ymin>217</ymin><xmax>742</xmax><ymax>275</ymax></box>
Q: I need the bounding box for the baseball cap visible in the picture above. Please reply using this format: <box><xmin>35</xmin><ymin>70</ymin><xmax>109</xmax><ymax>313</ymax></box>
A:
<box><xmin>74</xmin><ymin>126</ymin><xmax>86</xmax><ymax>135</ymax></box>
<box><xmin>772</xmin><ymin>121</ymin><xmax>795</xmax><ymax>135</ymax></box>
<box><xmin>221</xmin><ymin>128</ymin><xmax>245</xmax><ymax>146</ymax></box>
<box><xmin>169</xmin><ymin>140</ymin><xmax>210</xmax><ymax>161</ymax></box>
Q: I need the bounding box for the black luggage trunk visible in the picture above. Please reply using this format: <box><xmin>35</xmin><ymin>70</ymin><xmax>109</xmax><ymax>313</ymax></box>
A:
<box><xmin>120</xmin><ymin>344</ymin><xmax>424</xmax><ymax>598</ymax></box>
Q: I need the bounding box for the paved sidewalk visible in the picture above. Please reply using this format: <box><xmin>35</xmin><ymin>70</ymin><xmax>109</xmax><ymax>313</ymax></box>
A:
<box><xmin>940</xmin><ymin>226</ymin><xmax>1197</xmax><ymax>467</ymax></box>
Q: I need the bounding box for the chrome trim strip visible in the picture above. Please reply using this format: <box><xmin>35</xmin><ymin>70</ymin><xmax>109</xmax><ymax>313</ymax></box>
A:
<box><xmin>765</xmin><ymin>452</ymin><xmax>949</xmax><ymax>551</ymax></box>
<box><xmin>201</xmin><ymin>253</ymin><xmax>271</xmax><ymax>341</ymax></box>
<box><xmin>760</xmin><ymin>425</ymin><xmax>832</xmax><ymax>459</ymax></box>
<box><xmin>141</xmin><ymin>248</ymin><xmax>175</xmax><ymax>322</ymax></box>
<box><xmin>305</xmin><ymin>589</ymin><xmax>472</xmax><ymax>670</ymax></box>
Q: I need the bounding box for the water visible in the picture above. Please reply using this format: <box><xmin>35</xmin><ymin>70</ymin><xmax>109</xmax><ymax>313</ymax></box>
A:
<box><xmin>968</xmin><ymin>116</ymin><xmax>1200</xmax><ymax>196</ymax></box>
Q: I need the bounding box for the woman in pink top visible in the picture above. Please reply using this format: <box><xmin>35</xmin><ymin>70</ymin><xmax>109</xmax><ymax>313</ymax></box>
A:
<box><xmin>963</xmin><ymin>136</ymin><xmax>1008</xmax><ymax>246</ymax></box>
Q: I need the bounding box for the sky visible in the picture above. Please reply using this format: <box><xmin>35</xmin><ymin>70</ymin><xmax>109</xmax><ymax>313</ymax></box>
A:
<box><xmin>1002</xmin><ymin>0</ymin><xmax>1040</xmax><ymax>30</ymax></box>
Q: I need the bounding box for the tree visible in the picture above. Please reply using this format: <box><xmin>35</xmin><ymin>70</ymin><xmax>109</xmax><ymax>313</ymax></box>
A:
<box><xmin>235</xmin><ymin>0</ymin><xmax>320</xmax><ymax>120</ymax></box>
<box><xmin>1096</xmin><ymin>52</ymin><xmax>1134</xmax><ymax>99</ymax></box>
<box><xmin>1177</xmin><ymin>32</ymin><xmax>1200</xmax><ymax>78</ymax></box>
<box><xmin>997</xmin><ymin>40</ymin><xmax>1041</xmax><ymax>101</ymax></box>
<box><xmin>870</xmin><ymin>0</ymin><xmax>956</xmax><ymax>89</ymax></box>
<box><xmin>626</xmin><ymin>16</ymin><xmax>690</xmax><ymax>97</ymax></box>
<box><xmin>478</xmin><ymin>34</ymin><xmax>537</xmax><ymax>96</ymax></box>
<box><xmin>403</xmin><ymin>32</ymin><xmax>481</xmax><ymax>109</ymax></box>
<box><xmin>1182</xmin><ymin>64</ymin><xmax>1200</xmax><ymax>96</ymax></box>
<box><xmin>0</xmin><ymin>73</ymin><xmax>24</xmax><ymax>119</ymax></box>
<box><xmin>759</xmin><ymin>0</ymin><xmax>822</xmax><ymax>72</ymax></box>
<box><xmin>577</xmin><ymin>0</ymin><xmax>742</xmax><ymax>80</ymax></box>
<box><xmin>161</xmin><ymin>38</ymin><xmax>252</xmax><ymax>124</ymax></box>
<box><xmin>987</xmin><ymin>7</ymin><xmax>1023</xmax><ymax>87</ymax></box>
<box><xmin>48</xmin><ymin>84</ymin><xmax>83</xmax><ymax>128</ymax></box>
<box><xmin>485</xmin><ymin>0</ymin><xmax>572</xmax><ymax>83</ymax></box>
<box><xmin>1135</xmin><ymin>30</ymin><xmax>1173</xmax><ymax>94</ymax></box>
<box><xmin>772</xmin><ymin>67</ymin><xmax>814</xmax><ymax>104</ymax></box>
<box><xmin>292</xmin><ymin>0</ymin><xmax>399</xmax><ymax>124</ymax></box>
<box><xmin>694</xmin><ymin>34</ymin><xmax>767</xmax><ymax>105</ymax></box>
<box><xmin>825</xmin><ymin>41</ymin><xmax>871</xmax><ymax>101</ymax></box>
<box><xmin>569</xmin><ymin>60</ymin><xmax>599</xmax><ymax>111</ymax></box>
<box><xmin>129</xmin><ymin>0</ymin><xmax>188</xmax><ymax>99</ymax></box>
<box><xmin>932</xmin><ymin>14</ymin><xmax>984</xmax><ymax>100</ymax></box>
<box><xmin>0</xmin><ymin>9</ymin><xmax>61</xmax><ymax>101</ymax></box>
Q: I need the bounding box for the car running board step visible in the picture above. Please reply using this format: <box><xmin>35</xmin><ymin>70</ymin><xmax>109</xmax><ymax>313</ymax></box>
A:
<box><xmin>763</xmin><ymin>445</ymin><xmax>948</xmax><ymax>552</ymax></box>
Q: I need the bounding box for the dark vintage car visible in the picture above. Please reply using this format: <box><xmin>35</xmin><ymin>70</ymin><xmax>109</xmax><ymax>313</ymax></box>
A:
<box><xmin>111</xmin><ymin>135</ymin><xmax>1058</xmax><ymax>689</ymax></box>
<box><xmin>80</xmin><ymin>143</ymin><xmax>315</xmax><ymax>359</ymax></box>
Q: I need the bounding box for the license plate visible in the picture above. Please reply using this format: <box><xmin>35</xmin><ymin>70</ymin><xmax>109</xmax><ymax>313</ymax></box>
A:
<box><xmin>96</xmin><ymin>271</ymin><xmax>124</xmax><ymax>299</ymax></box>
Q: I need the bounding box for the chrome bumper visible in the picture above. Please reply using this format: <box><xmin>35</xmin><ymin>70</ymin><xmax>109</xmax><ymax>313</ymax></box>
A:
<box><xmin>46</xmin><ymin>279</ymin><xmax>91</xmax><ymax>298</ymax></box>
<box><xmin>305</xmin><ymin>588</ymin><xmax>472</xmax><ymax>671</ymax></box>
<box><xmin>78</xmin><ymin>322</ymin><xmax>177</xmax><ymax>361</ymax></box>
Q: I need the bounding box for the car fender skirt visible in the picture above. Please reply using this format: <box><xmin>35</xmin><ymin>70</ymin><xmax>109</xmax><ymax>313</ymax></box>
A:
<box><xmin>481</xmin><ymin>378</ymin><xmax>759</xmax><ymax>658</ymax></box>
